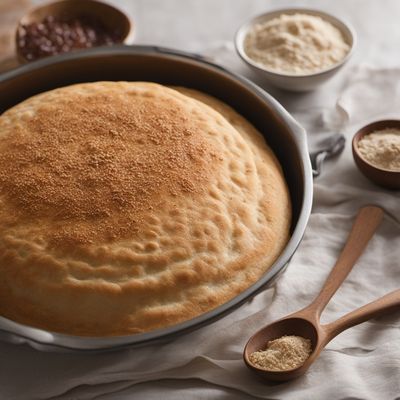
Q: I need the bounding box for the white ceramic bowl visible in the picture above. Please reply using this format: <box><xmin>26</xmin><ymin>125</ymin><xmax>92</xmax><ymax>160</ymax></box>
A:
<box><xmin>235</xmin><ymin>8</ymin><xmax>356</xmax><ymax>92</ymax></box>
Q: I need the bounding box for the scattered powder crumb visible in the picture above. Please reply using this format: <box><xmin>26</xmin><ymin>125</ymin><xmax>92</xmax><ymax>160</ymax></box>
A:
<box><xmin>244</xmin><ymin>13</ymin><xmax>350</xmax><ymax>75</ymax></box>
<box><xmin>249</xmin><ymin>335</ymin><xmax>312</xmax><ymax>371</ymax></box>
<box><xmin>357</xmin><ymin>128</ymin><xmax>400</xmax><ymax>171</ymax></box>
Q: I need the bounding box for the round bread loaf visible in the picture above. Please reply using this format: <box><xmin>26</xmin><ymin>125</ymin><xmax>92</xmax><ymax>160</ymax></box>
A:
<box><xmin>0</xmin><ymin>82</ymin><xmax>291</xmax><ymax>336</ymax></box>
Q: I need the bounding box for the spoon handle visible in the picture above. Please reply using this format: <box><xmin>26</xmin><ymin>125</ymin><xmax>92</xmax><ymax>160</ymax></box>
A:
<box><xmin>323</xmin><ymin>289</ymin><xmax>400</xmax><ymax>341</ymax></box>
<box><xmin>306</xmin><ymin>206</ymin><xmax>384</xmax><ymax>318</ymax></box>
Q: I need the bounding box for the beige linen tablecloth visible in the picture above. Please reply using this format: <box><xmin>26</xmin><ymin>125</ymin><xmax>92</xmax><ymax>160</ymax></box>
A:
<box><xmin>0</xmin><ymin>1</ymin><xmax>399</xmax><ymax>399</ymax></box>
<box><xmin>0</xmin><ymin>53</ymin><xmax>399</xmax><ymax>400</ymax></box>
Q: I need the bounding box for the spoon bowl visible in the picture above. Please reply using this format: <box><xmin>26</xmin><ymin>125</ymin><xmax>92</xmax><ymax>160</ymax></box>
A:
<box><xmin>244</xmin><ymin>317</ymin><xmax>319</xmax><ymax>381</ymax></box>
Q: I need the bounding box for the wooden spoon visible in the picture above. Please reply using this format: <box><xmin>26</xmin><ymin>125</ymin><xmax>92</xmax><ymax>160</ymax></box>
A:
<box><xmin>244</xmin><ymin>205</ymin><xmax>400</xmax><ymax>381</ymax></box>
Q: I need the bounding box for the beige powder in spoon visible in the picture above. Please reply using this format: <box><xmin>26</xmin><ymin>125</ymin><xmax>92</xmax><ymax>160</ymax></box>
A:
<box><xmin>249</xmin><ymin>335</ymin><xmax>312</xmax><ymax>371</ymax></box>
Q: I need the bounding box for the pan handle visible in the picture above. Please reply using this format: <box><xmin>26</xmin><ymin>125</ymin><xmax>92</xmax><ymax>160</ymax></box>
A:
<box><xmin>310</xmin><ymin>133</ymin><xmax>346</xmax><ymax>178</ymax></box>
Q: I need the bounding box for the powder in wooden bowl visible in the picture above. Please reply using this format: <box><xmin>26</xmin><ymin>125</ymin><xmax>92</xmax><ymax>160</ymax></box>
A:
<box><xmin>249</xmin><ymin>335</ymin><xmax>312</xmax><ymax>371</ymax></box>
<box><xmin>357</xmin><ymin>128</ymin><xmax>400</xmax><ymax>171</ymax></box>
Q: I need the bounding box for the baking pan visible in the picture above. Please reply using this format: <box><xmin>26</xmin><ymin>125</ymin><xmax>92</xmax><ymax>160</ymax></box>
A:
<box><xmin>0</xmin><ymin>45</ymin><xmax>313</xmax><ymax>352</ymax></box>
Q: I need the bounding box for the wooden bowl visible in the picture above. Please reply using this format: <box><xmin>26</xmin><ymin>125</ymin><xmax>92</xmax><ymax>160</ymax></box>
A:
<box><xmin>15</xmin><ymin>0</ymin><xmax>132</xmax><ymax>63</ymax></box>
<box><xmin>352</xmin><ymin>120</ymin><xmax>400</xmax><ymax>190</ymax></box>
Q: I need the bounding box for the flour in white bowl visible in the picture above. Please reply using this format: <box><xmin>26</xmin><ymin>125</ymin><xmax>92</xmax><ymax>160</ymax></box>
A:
<box><xmin>244</xmin><ymin>13</ymin><xmax>350</xmax><ymax>75</ymax></box>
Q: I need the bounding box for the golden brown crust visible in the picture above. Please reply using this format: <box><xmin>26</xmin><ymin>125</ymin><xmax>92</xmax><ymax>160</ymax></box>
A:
<box><xmin>0</xmin><ymin>82</ymin><xmax>291</xmax><ymax>336</ymax></box>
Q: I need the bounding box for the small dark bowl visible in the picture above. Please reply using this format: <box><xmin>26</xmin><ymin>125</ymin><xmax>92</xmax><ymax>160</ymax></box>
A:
<box><xmin>352</xmin><ymin>120</ymin><xmax>400</xmax><ymax>190</ymax></box>
<box><xmin>15</xmin><ymin>0</ymin><xmax>132</xmax><ymax>63</ymax></box>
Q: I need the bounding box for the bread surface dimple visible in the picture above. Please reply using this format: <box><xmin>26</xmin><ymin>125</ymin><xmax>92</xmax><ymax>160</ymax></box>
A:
<box><xmin>0</xmin><ymin>81</ymin><xmax>291</xmax><ymax>336</ymax></box>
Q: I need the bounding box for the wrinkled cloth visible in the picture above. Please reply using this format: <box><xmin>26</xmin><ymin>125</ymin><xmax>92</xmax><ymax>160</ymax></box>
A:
<box><xmin>1</xmin><ymin>214</ymin><xmax>399</xmax><ymax>400</ymax></box>
<box><xmin>1</xmin><ymin>6</ymin><xmax>400</xmax><ymax>400</ymax></box>
<box><xmin>1</xmin><ymin>51</ymin><xmax>399</xmax><ymax>400</ymax></box>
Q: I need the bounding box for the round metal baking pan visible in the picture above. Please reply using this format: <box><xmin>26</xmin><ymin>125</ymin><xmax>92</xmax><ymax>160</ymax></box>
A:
<box><xmin>0</xmin><ymin>45</ymin><xmax>313</xmax><ymax>352</ymax></box>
